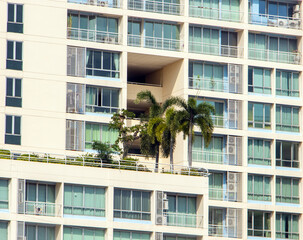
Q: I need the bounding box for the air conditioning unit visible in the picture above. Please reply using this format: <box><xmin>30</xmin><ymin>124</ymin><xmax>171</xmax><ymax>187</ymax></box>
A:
<box><xmin>227</xmin><ymin>182</ymin><xmax>236</xmax><ymax>192</ymax></box>
<box><xmin>230</xmin><ymin>65</ymin><xmax>240</xmax><ymax>75</ymax></box>
<box><xmin>227</xmin><ymin>217</ymin><xmax>235</xmax><ymax>227</ymax></box>
<box><xmin>228</xmin><ymin>172</ymin><xmax>237</xmax><ymax>183</ymax></box>
<box><xmin>156</xmin><ymin>215</ymin><xmax>167</xmax><ymax>225</ymax></box>
<box><xmin>98</xmin><ymin>0</ymin><xmax>108</xmax><ymax>7</ymax></box>
<box><xmin>163</xmin><ymin>199</ymin><xmax>169</xmax><ymax>210</ymax></box>
<box><xmin>104</xmin><ymin>36</ymin><xmax>116</xmax><ymax>44</ymax></box>
<box><xmin>227</xmin><ymin>208</ymin><xmax>237</xmax><ymax>218</ymax></box>
<box><xmin>228</xmin><ymin>113</ymin><xmax>236</xmax><ymax>121</ymax></box>
<box><xmin>35</xmin><ymin>205</ymin><xmax>44</xmax><ymax>215</ymax></box>
<box><xmin>289</xmin><ymin>20</ymin><xmax>300</xmax><ymax>29</ymax></box>
<box><xmin>88</xmin><ymin>0</ymin><xmax>96</xmax><ymax>5</ymax></box>
<box><xmin>157</xmin><ymin>191</ymin><xmax>164</xmax><ymax>200</ymax></box>
<box><xmin>293</xmin><ymin>4</ymin><xmax>300</xmax><ymax>13</ymax></box>
<box><xmin>277</xmin><ymin>19</ymin><xmax>288</xmax><ymax>27</ymax></box>
<box><xmin>230</xmin><ymin>76</ymin><xmax>239</xmax><ymax>84</ymax></box>
<box><xmin>228</xmin><ymin>145</ymin><xmax>236</xmax><ymax>155</ymax></box>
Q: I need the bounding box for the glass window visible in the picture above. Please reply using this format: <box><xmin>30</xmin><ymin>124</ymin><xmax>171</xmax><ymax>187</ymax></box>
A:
<box><xmin>248</xmin><ymin>102</ymin><xmax>271</xmax><ymax>129</ymax></box>
<box><xmin>0</xmin><ymin>222</ymin><xmax>8</xmax><ymax>240</ymax></box>
<box><xmin>248</xmin><ymin>138</ymin><xmax>271</xmax><ymax>166</ymax></box>
<box><xmin>276</xmin><ymin>105</ymin><xmax>299</xmax><ymax>132</ymax></box>
<box><xmin>26</xmin><ymin>225</ymin><xmax>55</xmax><ymax>240</ymax></box>
<box><xmin>276</xmin><ymin>177</ymin><xmax>299</xmax><ymax>204</ymax></box>
<box><xmin>276</xmin><ymin>70</ymin><xmax>299</xmax><ymax>97</ymax></box>
<box><xmin>248</xmin><ymin>210</ymin><xmax>271</xmax><ymax>237</ymax></box>
<box><xmin>114</xmin><ymin>189</ymin><xmax>151</xmax><ymax>220</ymax></box>
<box><xmin>86</xmin><ymin>86</ymin><xmax>119</xmax><ymax>114</ymax></box>
<box><xmin>85</xmin><ymin>123</ymin><xmax>118</xmax><ymax>149</ymax></box>
<box><xmin>0</xmin><ymin>180</ymin><xmax>8</xmax><ymax>209</ymax></box>
<box><xmin>64</xmin><ymin>226</ymin><xmax>105</xmax><ymax>240</ymax></box>
<box><xmin>208</xmin><ymin>207</ymin><xmax>225</xmax><ymax>237</ymax></box>
<box><xmin>6</xmin><ymin>78</ymin><xmax>22</xmax><ymax>107</ymax></box>
<box><xmin>192</xmin><ymin>135</ymin><xmax>223</xmax><ymax>164</ymax></box>
<box><xmin>163</xmin><ymin>235</ymin><xmax>195</xmax><ymax>240</ymax></box>
<box><xmin>114</xmin><ymin>230</ymin><xmax>150</xmax><ymax>240</ymax></box>
<box><xmin>248</xmin><ymin>175</ymin><xmax>271</xmax><ymax>201</ymax></box>
<box><xmin>276</xmin><ymin>141</ymin><xmax>299</xmax><ymax>168</ymax></box>
<box><xmin>6</xmin><ymin>40</ymin><xmax>23</xmax><ymax>70</ymax></box>
<box><xmin>64</xmin><ymin>184</ymin><xmax>105</xmax><ymax>217</ymax></box>
<box><xmin>7</xmin><ymin>3</ymin><xmax>23</xmax><ymax>33</ymax></box>
<box><xmin>248</xmin><ymin>67</ymin><xmax>271</xmax><ymax>94</ymax></box>
<box><xmin>5</xmin><ymin>115</ymin><xmax>21</xmax><ymax>145</ymax></box>
<box><xmin>167</xmin><ymin>194</ymin><xmax>197</xmax><ymax>227</ymax></box>
<box><xmin>209</xmin><ymin>172</ymin><xmax>223</xmax><ymax>200</ymax></box>
<box><xmin>86</xmin><ymin>49</ymin><xmax>120</xmax><ymax>78</ymax></box>
<box><xmin>276</xmin><ymin>213</ymin><xmax>299</xmax><ymax>239</ymax></box>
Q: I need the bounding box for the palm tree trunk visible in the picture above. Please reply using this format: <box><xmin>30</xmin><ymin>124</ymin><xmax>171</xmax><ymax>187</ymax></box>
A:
<box><xmin>188</xmin><ymin>124</ymin><xmax>193</xmax><ymax>168</ymax></box>
<box><xmin>169</xmin><ymin>135</ymin><xmax>174</xmax><ymax>172</ymax></box>
<box><xmin>155</xmin><ymin>143</ymin><xmax>159</xmax><ymax>172</ymax></box>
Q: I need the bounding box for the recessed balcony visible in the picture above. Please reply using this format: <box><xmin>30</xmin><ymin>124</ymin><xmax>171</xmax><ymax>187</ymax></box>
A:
<box><xmin>128</xmin><ymin>0</ymin><xmax>183</xmax><ymax>15</ymax></box>
<box><xmin>67</xmin><ymin>0</ymin><xmax>120</xmax><ymax>8</ymax></box>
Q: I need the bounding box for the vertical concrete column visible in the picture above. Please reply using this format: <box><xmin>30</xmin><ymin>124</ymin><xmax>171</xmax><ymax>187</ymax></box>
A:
<box><xmin>271</xmin><ymin>67</ymin><xmax>276</xmax><ymax>98</ymax></box>
<box><xmin>183</xmin><ymin>0</ymin><xmax>188</xmax><ymax>18</ymax></box>
<box><xmin>183</xmin><ymin>22</ymin><xmax>189</xmax><ymax>54</ymax></box>
<box><xmin>9</xmin><ymin>221</ymin><xmax>18</xmax><ymax>240</ymax></box>
<box><xmin>241</xmin><ymin>0</ymin><xmax>248</xmax><ymax>24</ymax></box>
<box><xmin>120</xmin><ymin>51</ymin><xmax>128</xmax><ymax>110</ymax></box>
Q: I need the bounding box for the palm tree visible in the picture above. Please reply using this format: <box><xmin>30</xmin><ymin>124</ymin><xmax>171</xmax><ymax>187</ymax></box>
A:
<box><xmin>171</xmin><ymin>97</ymin><xmax>215</xmax><ymax>167</ymax></box>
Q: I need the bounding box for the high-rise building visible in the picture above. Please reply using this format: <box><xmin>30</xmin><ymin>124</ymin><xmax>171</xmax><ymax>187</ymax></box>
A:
<box><xmin>1</xmin><ymin>0</ymin><xmax>303</xmax><ymax>239</ymax></box>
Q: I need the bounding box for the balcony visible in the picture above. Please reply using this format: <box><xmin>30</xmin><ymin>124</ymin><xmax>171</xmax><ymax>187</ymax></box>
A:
<box><xmin>165</xmin><ymin>212</ymin><xmax>203</xmax><ymax>228</ymax></box>
<box><xmin>248</xmin><ymin>48</ymin><xmax>300</xmax><ymax>64</ymax></box>
<box><xmin>128</xmin><ymin>0</ymin><xmax>183</xmax><ymax>15</ymax></box>
<box><xmin>67</xmin><ymin>28</ymin><xmax>121</xmax><ymax>45</ymax></box>
<box><xmin>189</xmin><ymin>42</ymin><xmax>242</xmax><ymax>58</ymax></box>
<box><xmin>67</xmin><ymin>0</ymin><xmax>120</xmax><ymax>8</ymax></box>
<box><xmin>127</xmin><ymin>82</ymin><xmax>162</xmax><ymax>103</ymax></box>
<box><xmin>24</xmin><ymin>201</ymin><xmax>61</xmax><ymax>217</ymax></box>
<box><xmin>249</xmin><ymin>13</ymin><xmax>301</xmax><ymax>29</ymax></box>
<box><xmin>128</xmin><ymin>35</ymin><xmax>183</xmax><ymax>51</ymax></box>
<box><xmin>189</xmin><ymin>6</ymin><xmax>243</xmax><ymax>22</ymax></box>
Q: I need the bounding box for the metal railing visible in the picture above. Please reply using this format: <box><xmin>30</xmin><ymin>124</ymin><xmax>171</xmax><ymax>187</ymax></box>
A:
<box><xmin>209</xmin><ymin>188</ymin><xmax>241</xmax><ymax>202</ymax></box>
<box><xmin>0</xmin><ymin>149</ymin><xmax>208</xmax><ymax>177</ymax></box>
<box><xmin>276</xmin><ymin>89</ymin><xmax>300</xmax><ymax>97</ymax></box>
<box><xmin>67</xmin><ymin>0</ymin><xmax>120</xmax><ymax>8</ymax></box>
<box><xmin>192</xmin><ymin>151</ymin><xmax>240</xmax><ymax>166</ymax></box>
<box><xmin>128</xmin><ymin>0</ymin><xmax>183</xmax><ymax>15</ymax></box>
<box><xmin>276</xmin><ymin>124</ymin><xmax>300</xmax><ymax>133</ymax></box>
<box><xmin>189</xmin><ymin>77</ymin><xmax>225</xmax><ymax>92</ymax></box>
<box><xmin>209</xmin><ymin>224</ymin><xmax>240</xmax><ymax>238</ymax></box>
<box><xmin>248</xmin><ymin>229</ymin><xmax>271</xmax><ymax>238</ymax></box>
<box><xmin>114</xmin><ymin>209</ymin><xmax>151</xmax><ymax>220</ymax></box>
<box><xmin>276</xmin><ymin>195</ymin><xmax>299</xmax><ymax>204</ymax></box>
<box><xmin>249</xmin><ymin>12</ymin><xmax>301</xmax><ymax>29</ymax></box>
<box><xmin>276</xmin><ymin>159</ymin><xmax>299</xmax><ymax>168</ymax></box>
<box><xmin>128</xmin><ymin>82</ymin><xmax>162</xmax><ymax>87</ymax></box>
<box><xmin>67</xmin><ymin>28</ymin><xmax>121</xmax><ymax>45</ymax></box>
<box><xmin>85</xmin><ymin>105</ymin><xmax>119</xmax><ymax>114</ymax></box>
<box><xmin>248</xmin><ymin>157</ymin><xmax>271</xmax><ymax>166</ymax></box>
<box><xmin>64</xmin><ymin>206</ymin><xmax>105</xmax><ymax>217</ymax></box>
<box><xmin>248</xmin><ymin>48</ymin><xmax>301</xmax><ymax>64</ymax></box>
<box><xmin>165</xmin><ymin>212</ymin><xmax>202</xmax><ymax>228</ymax></box>
<box><xmin>212</xmin><ymin>115</ymin><xmax>226</xmax><ymax>128</ymax></box>
<box><xmin>128</xmin><ymin>35</ymin><xmax>183</xmax><ymax>51</ymax></box>
<box><xmin>248</xmin><ymin>193</ymin><xmax>271</xmax><ymax>202</ymax></box>
<box><xmin>24</xmin><ymin>201</ymin><xmax>61</xmax><ymax>217</ymax></box>
<box><xmin>189</xmin><ymin>42</ymin><xmax>242</xmax><ymax>58</ymax></box>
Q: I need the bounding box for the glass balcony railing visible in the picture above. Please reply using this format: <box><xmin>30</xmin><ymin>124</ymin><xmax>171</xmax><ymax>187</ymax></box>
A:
<box><xmin>189</xmin><ymin>42</ymin><xmax>242</xmax><ymax>58</ymax></box>
<box><xmin>166</xmin><ymin>212</ymin><xmax>202</xmax><ymax>228</ymax></box>
<box><xmin>189</xmin><ymin>5</ymin><xmax>243</xmax><ymax>22</ymax></box>
<box><xmin>67</xmin><ymin>0</ymin><xmax>120</xmax><ymax>8</ymax></box>
<box><xmin>249</xmin><ymin>13</ymin><xmax>301</xmax><ymax>29</ymax></box>
<box><xmin>192</xmin><ymin>151</ymin><xmax>240</xmax><ymax>166</ymax></box>
<box><xmin>248</xmin><ymin>48</ymin><xmax>300</xmax><ymax>64</ymax></box>
<box><xmin>24</xmin><ymin>201</ymin><xmax>61</xmax><ymax>217</ymax></box>
<box><xmin>128</xmin><ymin>35</ymin><xmax>182</xmax><ymax>51</ymax></box>
<box><xmin>67</xmin><ymin>28</ymin><xmax>121</xmax><ymax>45</ymax></box>
<box><xmin>276</xmin><ymin>123</ymin><xmax>299</xmax><ymax>133</ymax></box>
<box><xmin>209</xmin><ymin>224</ymin><xmax>240</xmax><ymax>238</ymax></box>
<box><xmin>128</xmin><ymin>0</ymin><xmax>182</xmax><ymax>15</ymax></box>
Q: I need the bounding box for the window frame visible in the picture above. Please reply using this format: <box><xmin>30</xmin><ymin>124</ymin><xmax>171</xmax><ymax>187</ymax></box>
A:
<box><xmin>6</xmin><ymin>40</ymin><xmax>23</xmax><ymax>70</ymax></box>
<box><xmin>64</xmin><ymin>226</ymin><xmax>105</xmax><ymax>240</ymax></box>
<box><xmin>248</xmin><ymin>138</ymin><xmax>271</xmax><ymax>166</ymax></box>
<box><xmin>25</xmin><ymin>224</ymin><xmax>55</xmax><ymax>240</ymax></box>
<box><xmin>7</xmin><ymin>3</ymin><xmax>23</xmax><ymax>33</ymax></box>
<box><xmin>248</xmin><ymin>174</ymin><xmax>271</xmax><ymax>201</ymax></box>
<box><xmin>276</xmin><ymin>213</ymin><xmax>299</xmax><ymax>239</ymax></box>
<box><xmin>248</xmin><ymin>67</ymin><xmax>271</xmax><ymax>94</ymax></box>
<box><xmin>276</xmin><ymin>70</ymin><xmax>300</xmax><ymax>97</ymax></box>
<box><xmin>276</xmin><ymin>177</ymin><xmax>299</xmax><ymax>204</ymax></box>
<box><xmin>248</xmin><ymin>102</ymin><xmax>271</xmax><ymax>129</ymax></box>
<box><xmin>6</xmin><ymin>77</ymin><xmax>22</xmax><ymax>107</ymax></box>
<box><xmin>276</xmin><ymin>105</ymin><xmax>300</xmax><ymax>132</ymax></box>
<box><xmin>0</xmin><ymin>179</ymin><xmax>9</xmax><ymax>209</ymax></box>
<box><xmin>248</xmin><ymin>210</ymin><xmax>271</xmax><ymax>238</ymax></box>
<box><xmin>5</xmin><ymin>115</ymin><xmax>21</xmax><ymax>145</ymax></box>
<box><xmin>276</xmin><ymin>141</ymin><xmax>299</xmax><ymax>168</ymax></box>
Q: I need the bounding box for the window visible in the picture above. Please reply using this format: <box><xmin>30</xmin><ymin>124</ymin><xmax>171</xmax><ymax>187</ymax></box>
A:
<box><xmin>85</xmin><ymin>123</ymin><xmax>118</xmax><ymax>149</ymax></box>
<box><xmin>7</xmin><ymin>3</ymin><xmax>23</xmax><ymax>33</ymax></box>
<box><xmin>68</xmin><ymin>12</ymin><xmax>118</xmax><ymax>43</ymax></box>
<box><xmin>276</xmin><ymin>177</ymin><xmax>299</xmax><ymax>204</ymax></box>
<box><xmin>114</xmin><ymin>231</ymin><xmax>150</xmax><ymax>240</ymax></box>
<box><xmin>209</xmin><ymin>172</ymin><xmax>223</xmax><ymax>200</ymax></box>
<box><xmin>66</xmin><ymin>83</ymin><xmax>85</xmax><ymax>114</ymax></box>
<box><xmin>26</xmin><ymin>225</ymin><xmax>55</xmax><ymax>240</ymax></box>
<box><xmin>248</xmin><ymin>175</ymin><xmax>271</xmax><ymax>201</ymax></box>
<box><xmin>248</xmin><ymin>210</ymin><xmax>271</xmax><ymax>237</ymax></box>
<box><xmin>66</xmin><ymin>120</ymin><xmax>84</xmax><ymax>151</ymax></box>
<box><xmin>208</xmin><ymin>207</ymin><xmax>224</xmax><ymax>236</ymax></box>
<box><xmin>145</xmin><ymin>21</ymin><xmax>180</xmax><ymax>50</ymax></box>
<box><xmin>248</xmin><ymin>102</ymin><xmax>271</xmax><ymax>129</ymax></box>
<box><xmin>189</xmin><ymin>26</ymin><xmax>219</xmax><ymax>54</ymax></box>
<box><xmin>248</xmin><ymin>138</ymin><xmax>271</xmax><ymax>165</ymax></box>
<box><xmin>6</xmin><ymin>77</ymin><xmax>22</xmax><ymax>107</ymax></box>
<box><xmin>276</xmin><ymin>141</ymin><xmax>299</xmax><ymax>168</ymax></box>
<box><xmin>189</xmin><ymin>61</ymin><xmax>225</xmax><ymax>91</ymax></box>
<box><xmin>64</xmin><ymin>184</ymin><xmax>105</xmax><ymax>217</ymax></box>
<box><xmin>164</xmin><ymin>236</ymin><xmax>195</xmax><ymax>240</ymax></box>
<box><xmin>86</xmin><ymin>86</ymin><xmax>119</xmax><ymax>114</ymax></box>
<box><xmin>64</xmin><ymin>226</ymin><xmax>105</xmax><ymax>240</ymax></box>
<box><xmin>114</xmin><ymin>189</ymin><xmax>151</xmax><ymax>220</ymax></box>
<box><xmin>276</xmin><ymin>70</ymin><xmax>299</xmax><ymax>97</ymax></box>
<box><xmin>276</xmin><ymin>105</ymin><xmax>299</xmax><ymax>132</ymax></box>
<box><xmin>6</xmin><ymin>40</ymin><xmax>23</xmax><ymax>70</ymax></box>
<box><xmin>5</xmin><ymin>115</ymin><xmax>21</xmax><ymax>145</ymax></box>
<box><xmin>248</xmin><ymin>67</ymin><xmax>271</xmax><ymax>94</ymax></box>
<box><xmin>25</xmin><ymin>182</ymin><xmax>55</xmax><ymax>216</ymax></box>
<box><xmin>197</xmin><ymin>100</ymin><xmax>224</xmax><ymax>127</ymax></box>
<box><xmin>167</xmin><ymin>194</ymin><xmax>197</xmax><ymax>227</ymax></box>
<box><xmin>276</xmin><ymin>213</ymin><xmax>299</xmax><ymax>239</ymax></box>
<box><xmin>86</xmin><ymin>49</ymin><xmax>120</xmax><ymax>78</ymax></box>
<box><xmin>0</xmin><ymin>222</ymin><xmax>8</xmax><ymax>240</ymax></box>
<box><xmin>192</xmin><ymin>136</ymin><xmax>223</xmax><ymax>164</ymax></box>
<box><xmin>128</xmin><ymin>19</ymin><xmax>141</xmax><ymax>46</ymax></box>
<box><xmin>0</xmin><ymin>179</ymin><xmax>9</xmax><ymax>209</ymax></box>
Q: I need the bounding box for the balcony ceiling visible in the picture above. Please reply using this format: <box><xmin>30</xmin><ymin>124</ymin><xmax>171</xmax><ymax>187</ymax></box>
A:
<box><xmin>128</xmin><ymin>52</ymin><xmax>181</xmax><ymax>79</ymax></box>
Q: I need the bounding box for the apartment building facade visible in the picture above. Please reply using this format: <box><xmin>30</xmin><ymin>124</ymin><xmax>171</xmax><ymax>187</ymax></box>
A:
<box><xmin>1</xmin><ymin>0</ymin><xmax>303</xmax><ymax>239</ymax></box>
